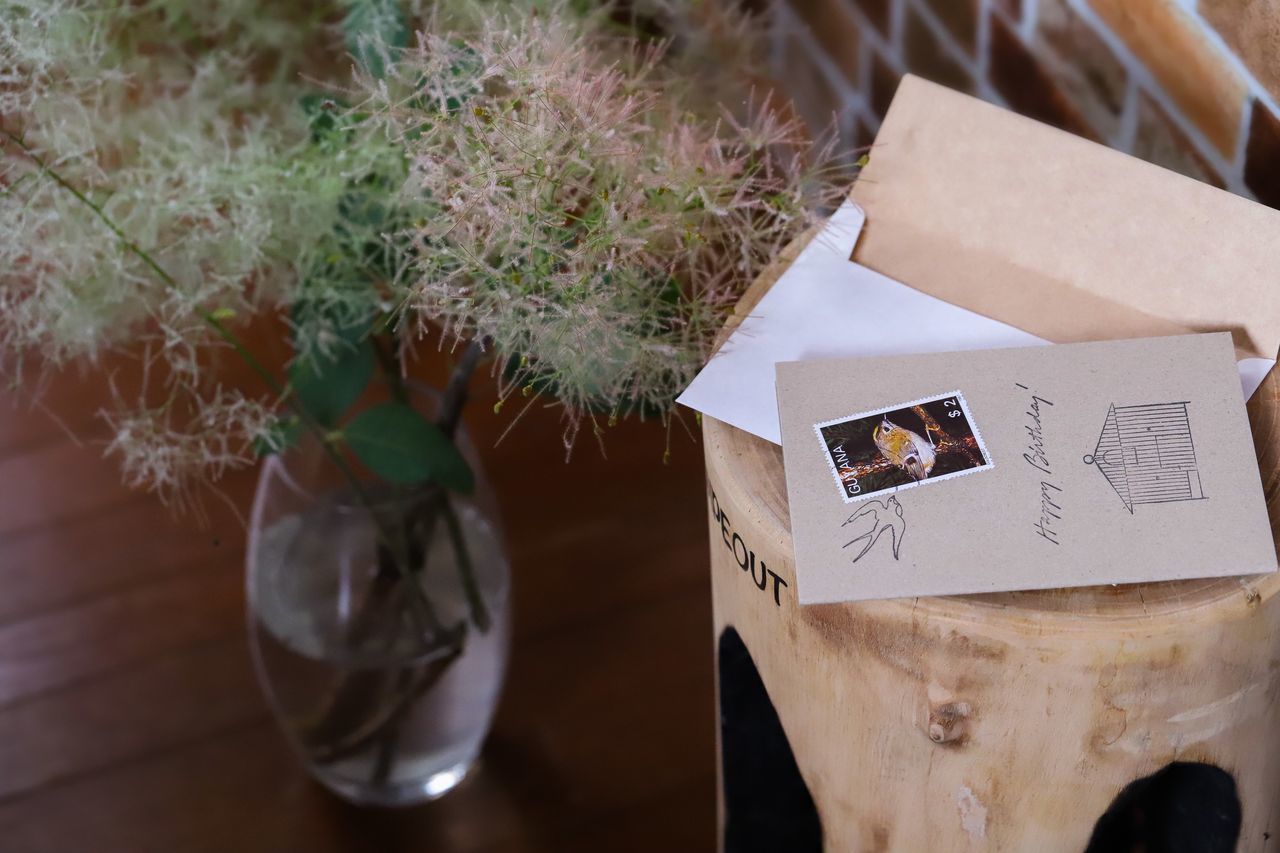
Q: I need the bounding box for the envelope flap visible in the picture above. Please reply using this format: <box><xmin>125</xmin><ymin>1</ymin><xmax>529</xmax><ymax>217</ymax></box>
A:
<box><xmin>850</xmin><ymin>75</ymin><xmax>1280</xmax><ymax>359</ymax></box>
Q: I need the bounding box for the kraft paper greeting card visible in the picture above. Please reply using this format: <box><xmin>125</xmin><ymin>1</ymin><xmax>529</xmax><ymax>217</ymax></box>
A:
<box><xmin>776</xmin><ymin>333</ymin><xmax>1277</xmax><ymax>604</ymax></box>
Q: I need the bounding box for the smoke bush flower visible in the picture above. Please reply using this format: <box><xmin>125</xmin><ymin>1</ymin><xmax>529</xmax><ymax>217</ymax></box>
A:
<box><xmin>358</xmin><ymin>5</ymin><xmax>843</xmax><ymax>442</ymax></box>
<box><xmin>1</xmin><ymin>0</ymin><xmax>846</xmax><ymax>501</ymax></box>
<box><xmin>104</xmin><ymin>387</ymin><xmax>277</xmax><ymax>510</ymax></box>
<box><xmin>0</xmin><ymin>0</ymin><xmax>402</xmax><ymax>501</ymax></box>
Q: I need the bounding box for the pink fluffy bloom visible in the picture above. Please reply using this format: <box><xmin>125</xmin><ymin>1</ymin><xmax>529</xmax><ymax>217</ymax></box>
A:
<box><xmin>361</xmin><ymin>4</ymin><xmax>845</xmax><ymax>441</ymax></box>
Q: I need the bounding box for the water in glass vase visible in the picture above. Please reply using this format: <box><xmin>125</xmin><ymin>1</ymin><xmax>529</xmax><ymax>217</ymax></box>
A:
<box><xmin>248</xmin><ymin>466</ymin><xmax>511</xmax><ymax>807</ymax></box>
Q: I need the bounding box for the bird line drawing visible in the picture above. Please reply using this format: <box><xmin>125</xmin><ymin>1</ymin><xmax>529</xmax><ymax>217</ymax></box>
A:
<box><xmin>841</xmin><ymin>497</ymin><xmax>907</xmax><ymax>563</ymax></box>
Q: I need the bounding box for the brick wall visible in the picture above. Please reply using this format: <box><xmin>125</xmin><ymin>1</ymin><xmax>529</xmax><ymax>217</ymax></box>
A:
<box><xmin>773</xmin><ymin>0</ymin><xmax>1280</xmax><ymax>208</ymax></box>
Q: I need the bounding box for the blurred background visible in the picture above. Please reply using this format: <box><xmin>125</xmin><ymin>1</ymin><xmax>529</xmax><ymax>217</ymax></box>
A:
<box><xmin>775</xmin><ymin>0</ymin><xmax>1279</xmax><ymax>207</ymax></box>
<box><xmin>1</xmin><ymin>2</ymin><xmax>1275</xmax><ymax>851</ymax></box>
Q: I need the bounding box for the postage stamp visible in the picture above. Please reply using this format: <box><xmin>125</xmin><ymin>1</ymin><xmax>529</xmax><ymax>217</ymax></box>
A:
<box><xmin>814</xmin><ymin>390</ymin><xmax>994</xmax><ymax>503</ymax></box>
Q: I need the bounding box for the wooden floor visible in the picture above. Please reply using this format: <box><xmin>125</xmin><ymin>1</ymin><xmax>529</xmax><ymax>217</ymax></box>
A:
<box><xmin>0</xmin><ymin>357</ymin><xmax>716</xmax><ymax>851</ymax></box>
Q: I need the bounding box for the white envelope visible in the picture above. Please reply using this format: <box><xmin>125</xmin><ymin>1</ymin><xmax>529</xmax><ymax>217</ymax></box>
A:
<box><xmin>676</xmin><ymin>201</ymin><xmax>1275</xmax><ymax>445</ymax></box>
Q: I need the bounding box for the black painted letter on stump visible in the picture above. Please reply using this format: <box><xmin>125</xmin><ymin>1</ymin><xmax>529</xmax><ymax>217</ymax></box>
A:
<box><xmin>718</xmin><ymin>627</ymin><xmax>822</xmax><ymax>852</ymax></box>
<box><xmin>1086</xmin><ymin>761</ymin><xmax>1242</xmax><ymax>853</ymax></box>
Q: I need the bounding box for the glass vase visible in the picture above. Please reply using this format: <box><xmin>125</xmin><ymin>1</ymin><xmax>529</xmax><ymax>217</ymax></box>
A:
<box><xmin>245</xmin><ymin>389</ymin><xmax>511</xmax><ymax>807</ymax></box>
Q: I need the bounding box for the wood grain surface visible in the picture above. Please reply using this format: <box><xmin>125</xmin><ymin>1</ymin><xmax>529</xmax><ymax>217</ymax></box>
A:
<box><xmin>703</xmin><ymin>223</ymin><xmax>1280</xmax><ymax>851</ymax></box>
<box><xmin>0</xmin><ymin>350</ymin><xmax>715</xmax><ymax>852</ymax></box>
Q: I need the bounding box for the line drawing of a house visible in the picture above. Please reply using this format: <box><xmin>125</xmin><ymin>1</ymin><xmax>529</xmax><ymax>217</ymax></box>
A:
<box><xmin>1083</xmin><ymin>402</ymin><xmax>1204</xmax><ymax>513</ymax></box>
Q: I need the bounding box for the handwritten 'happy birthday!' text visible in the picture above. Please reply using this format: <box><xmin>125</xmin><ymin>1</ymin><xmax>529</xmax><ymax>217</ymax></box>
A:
<box><xmin>1016</xmin><ymin>383</ymin><xmax>1064</xmax><ymax>546</ymax></box>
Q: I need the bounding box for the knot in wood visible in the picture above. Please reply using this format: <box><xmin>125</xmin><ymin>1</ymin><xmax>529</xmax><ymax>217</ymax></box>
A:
<box><xmin>927</xmin><ymin>701</ymin><xmax>973</xmax><ymax>746</ymax></box>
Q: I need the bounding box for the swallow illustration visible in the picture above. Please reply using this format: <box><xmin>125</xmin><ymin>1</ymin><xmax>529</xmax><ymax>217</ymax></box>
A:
<box><xmin>841</xmin><ymin>497</ymin><xmax>907</xmax><ymax>563</ymax></box>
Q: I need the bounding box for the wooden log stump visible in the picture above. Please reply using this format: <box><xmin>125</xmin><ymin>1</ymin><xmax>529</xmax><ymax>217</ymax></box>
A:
<box><xmin>704</xmin><ymin>239</ymin><xmax>1280</xmax><ymax>851</ymax></box>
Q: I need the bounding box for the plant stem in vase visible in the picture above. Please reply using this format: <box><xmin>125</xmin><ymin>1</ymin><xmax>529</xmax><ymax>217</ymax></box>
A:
<box><xmin>248</xmin><ymin>371</ymin><xmax>510</xmax><ymax>805</ymax></box>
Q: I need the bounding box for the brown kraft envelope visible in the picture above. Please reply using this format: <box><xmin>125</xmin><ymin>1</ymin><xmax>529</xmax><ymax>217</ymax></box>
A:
<box><xmin>850</xmin><ymin>76</ymin><xmax>1280</xmax><ymax>362</ymax></box>
<box><xmin>776</xmin><ymin>333</ymin><xmax>1277</xmax><ymax>604</ymax></box>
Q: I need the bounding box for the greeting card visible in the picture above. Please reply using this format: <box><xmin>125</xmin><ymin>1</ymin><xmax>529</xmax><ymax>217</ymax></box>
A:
<box><xmin>776</xmin><ymin>333</ymin><xmax>1276</xmax><ymax>603</ymax></box>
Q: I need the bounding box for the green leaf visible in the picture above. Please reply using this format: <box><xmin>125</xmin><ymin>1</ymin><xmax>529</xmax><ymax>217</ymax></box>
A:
<box><xmin>344</xmin><ymin>402</ymin><xmax>474</xmax><ymax>492</ymax></box>
<box><xmin>291</xmin><ymin>294</ymin><xmax>376</xmax><ymax>350</ymax></box>
<box><xmin>344</xmin><ymin>0</ymin><xmax>409</xmax><ymax>80</ymax></box>
<box><xmin>442</xmin><ymin>43</ymin><xmax>482</xmax><ymax>114</ymax></box>
<box><xmin>254</xmin><ymin>416</ymin><xmax>304</xmax><ymax>458</ymax></box>
<box><xmin>338</xmin><ymin>181</ymin><xmax>393</xmax><ymax>232</ymax></box>
<box><xmin>288</xmin><ymin>339</ymin><xmax>375</xmax><ymax>427</ymax></box>
<box><xmin>299</xmin><ymin>93</ymin><xmax>351</xmax><ymax>142</ymax></box>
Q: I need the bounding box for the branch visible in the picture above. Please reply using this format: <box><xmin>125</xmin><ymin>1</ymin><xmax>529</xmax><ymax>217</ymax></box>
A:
<box><xmin>913</xmin><ymin>404</ymin><xmax>983</xmax><ymax>466</ymax></box>
<box><xmin>0</xmin><ymin>129</ymin><xmax>451</xmax><ymax>632</ymax></box>
<box><xmin>437</xmin><ymin>338</ymin><xmax>486</xmax><ymax>439</ymax></box>
<box><xmin>838</xmin><ymin>456</ymin><xmax>897</xmax><ymax>482</ymax></box>
<box><xmin>370</xmin><ymin>332</ymin><xmax>410</xmax><ymax>405</ymax></box>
